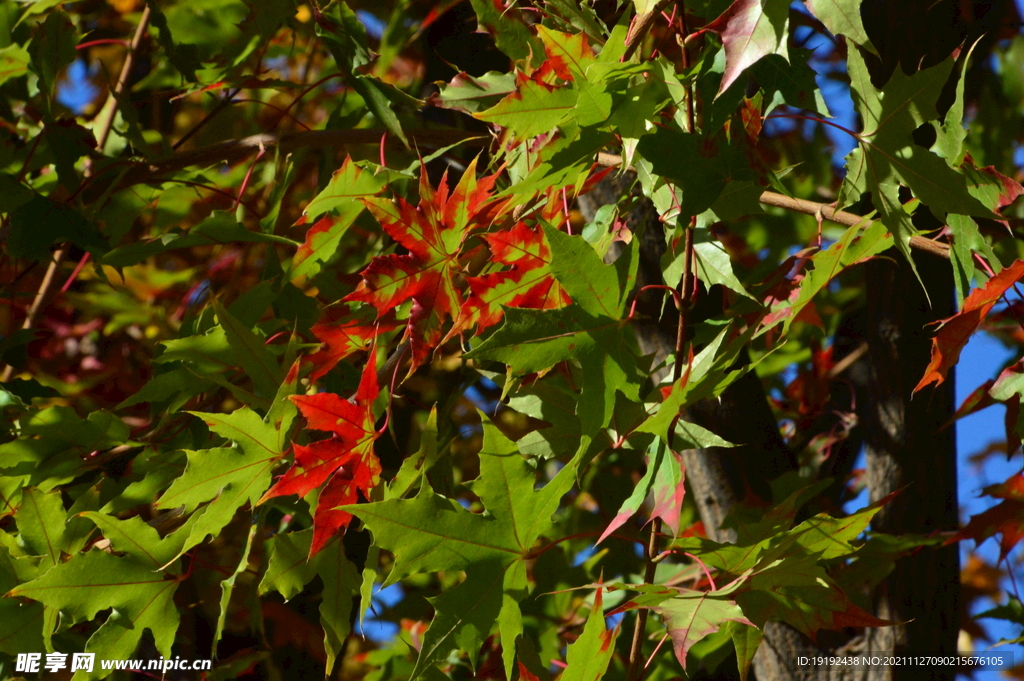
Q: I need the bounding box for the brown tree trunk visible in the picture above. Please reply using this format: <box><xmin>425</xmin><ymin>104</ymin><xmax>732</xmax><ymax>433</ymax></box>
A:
<box><xmin>860</xmin><ymin>254</ymin><xmax>961</xmax><ymax>681</ymax></box>
<box><xmin>580</xmin><ymin>185</ymin><xmax>961</xmax><ymax>681</ymax></box>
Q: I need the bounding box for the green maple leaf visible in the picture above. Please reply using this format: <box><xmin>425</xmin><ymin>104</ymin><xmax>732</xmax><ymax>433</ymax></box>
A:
<box><xmin>560</xmin><ymin>587</ymin><xmax>619</xmax><ymax>681</ymax></box>
<box><xmin>312</xmin><ymin>537</ymin><xmax>361</xmax><ymax>676</ymax></box>
<box><xmin>635</xmin><ymin>324</ymin><xmax>757</xmax><ymax>445</ymax></box>
<box><xmin>468</xmin><ymin>226</ymin><xmax>641</xmax><ymax>444</ymax></box>
<box><xmin>155</xmin><ymin>407</ymin><xmax>284</xmax><ymax>561</ymax></box>
<box><xmin>0</xmin><ymin>543</ymin><xmax>45</xmax><ymax>656</ymax></box>
<box><xmin>670</xmin><ymin>494</ymin><xmax>895</xmax><ymax>644</ymax></box>
<box><xmin>17</xmin><ymin>487</ymin><xmax>73</xmax><ymax>568</ymax></box>
<box><xmin>213</xmin><ymin>300</ymin><xmax>283</xmax><ymax>400</ymax></box>
<box><xmin>804</xmin><ymin>0</ymin><xmax>874</xmax><ymax>52</ymax></box>
<box><xmin>8</xmin><ymin>514</ymin><xmax>199</xmax><ymax>680</ymax></box>
<box><xmin>636</xmin><ymin>127</ymin><xmax>755</xmax><ymax>220</ymax></box>
<box><xmin>475</xmin><ymin>79</ymin><xmax>578</xmax><ymax>138</ymax></box>
<box><xmin>736</xmin><ymin>554</ymin><xmax>890</xmax><ymax>639</ymax></box>
<box><xmin>976</xmin><ymin>596</ymin><xmax>1024</xmax><ymax>647</ymax></box>
<box><xmin>291</xmin><ymin>156</ymin><xmax>391</xmax><ymax>280</ymax></box>
<box><xmin>725</xmin><ymin>620</ymin><xmax>763</xmax><ymax>681</ymax></box>
<box><xmin>763</xmin><ymin>219</ymin><xmax>893</xmax><ymax>335</ymax></box>
<box><xmin>260</xmin><ymin>528</ymin><xmax>318</xmax><ymax>602</ymax></box>
<box><xmin>0</xmin><ymin>407</ymin><xmax>130</xmax><ymax>493</ymax></box>
<box><xmin>346</xmin><ymin>418</ymin><xmax>577</xmax><ymax>680</ymax></box>
<box><xmin>467</xmin><ymin>0</ymin><xmax>543</xmax><ymax>63</ymax></box>
<box><xmin>839</xmin><ymin>47</ymin><xmax>996</xmax><ymax>273</ymax></box>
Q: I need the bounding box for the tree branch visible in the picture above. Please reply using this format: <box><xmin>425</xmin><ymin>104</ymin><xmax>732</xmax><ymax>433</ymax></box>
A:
<box><xmin>595</xmin><ymin>152</ymin><xmax>951</xmax><ymax>259</ymax></box>
<box><xmin>82</xmin><ymin>129</ymin><xmax>488</xmax><ymax>203</ymax></box>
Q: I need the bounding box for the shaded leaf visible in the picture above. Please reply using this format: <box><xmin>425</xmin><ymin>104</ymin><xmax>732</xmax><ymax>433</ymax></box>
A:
<box><xmin>428</xmin><ymin>71</ymin><xmax>517</xmax><ymax>114</ymax></box>
<box><xmin>28</xmin><ymin>10</ymin><xmax>77</xmax><ymax>102</ymax></box>
<box><xmin>804</xmin><ymin>0</ymin><xmax>873</xmax><ymax>51</ymax></box>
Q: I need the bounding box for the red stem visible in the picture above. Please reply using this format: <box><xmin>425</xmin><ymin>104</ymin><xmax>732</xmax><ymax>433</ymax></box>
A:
<box><xmin>764</xmin><ymin>112</ymin><xmax>862</xmax><ymax>140</ymax></box>
<box><xmin>77</xmin><ymin>39</ymin><xmax>130</xmax><ymax>50</ymax></box>
<box><xmin>60</xmin><ymin>253</ymin><xmax>91</xmax><ymax>293</ymax></box>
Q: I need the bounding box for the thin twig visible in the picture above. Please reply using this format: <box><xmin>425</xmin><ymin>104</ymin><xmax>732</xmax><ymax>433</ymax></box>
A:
<box><xmin>96</xmin><ymin>5</ymin><xmax>152</xmax><ymax>153</ymax></box>
<box><xmin>827</xmin><ymin>341</ymin><xmax>868</xmax><ymax>380</ymax></box>
<box><xmin>0</xmin><ymin>249</ymin><xmax>66</xmax><ymax>382</ymax></box>
<box><xmin>172</xmin><ymin>87</ymin><xmax>243</xmax><ymax>150</ymax></box>
<box><xmin>626</xmin><ymin>518</ymin><xmax>663</xmax><ymax>681</ymax></box>
<box><xmin>626</xmin><ymin>15</ymin><xmax>695</xmax><ymax>675</ymax></box>
<box><xmin>757</xmin><ymin>191</ymin><xmax>950</xmax><ymax>259</ymax></box>
<box><xmin>1</xmin><ymin>5</ymin><xmax>151</xmax><ymax>383</ymax></box>
<box><xmin>623</xmin><ymin>0</ymin><xmax>671</xmax><ymax>61</ymax></box>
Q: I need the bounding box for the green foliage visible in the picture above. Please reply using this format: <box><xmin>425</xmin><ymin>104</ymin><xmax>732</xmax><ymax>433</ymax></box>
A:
<box><xmin>0</xmin><ymin>0</ymin><xmax>1022</xmax><ymax>679</ymax></box>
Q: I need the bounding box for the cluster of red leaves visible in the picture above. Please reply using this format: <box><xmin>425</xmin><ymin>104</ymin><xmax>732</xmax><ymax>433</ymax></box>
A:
<box><xmin>456</xmin><ymin>221</ymin><xmax>571</xmax><ymax>335</ymax></box>
<box><xmin>292</xmin><ymin>158</ymin><xmax>615</xmax><ymax>551</ymax></box>
<box><xmin>345</xmin><ymin>157</ymin><xmax>511</xmax><ymax>369</ymax></box>
<box><xmin>339</xmin><ymin>157</ymin><xmax>601</xmax><ymax>371</ymax></box>
<box><xmin>306</xmin><ymin>307</ymin><xmax>398</xmax><ymax>381</ymax></box>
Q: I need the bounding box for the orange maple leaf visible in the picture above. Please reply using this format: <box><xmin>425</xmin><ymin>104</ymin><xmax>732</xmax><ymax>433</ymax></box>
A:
<box><xmin>346</xmin><ymin>157</ymin><xmax>508</xmax><ymax>368</ymax></box>
<box><xmin>916</xmin><ymin>259</ymin><xmax>1024</xmax><ymax>392</ymax></box>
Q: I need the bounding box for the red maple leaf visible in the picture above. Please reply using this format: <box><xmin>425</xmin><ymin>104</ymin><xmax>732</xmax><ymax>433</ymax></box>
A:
<box><xmin>948</xmin><ymin>473</ymin><xmax>1024</xmax><ymax>561</ymax></box>
<box><xmin>454</xmin><ymin>222</ymin><xmax>571</xmax><ymax>335</ymax></box>
<box><xmin>305</xmin><ymin>308</ymin><xmax>399</xmax><ymax>381</ymax></box>
<box><xmin>260</xmin><ymin>358</ymin><xmax>381</xmax><ymax>556</ymax></box>
<box><xmin>346</xmin><ymin>157</ymin><xmax>509</xmax><ymax>368</ymax></box>
<box><xmin>916</xmin><ymin>259</ymin><xmax>1024</xmax><ymax>392</ymax></box>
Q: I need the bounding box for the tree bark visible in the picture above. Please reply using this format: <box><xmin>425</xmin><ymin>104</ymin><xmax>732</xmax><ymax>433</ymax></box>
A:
<box><xmin>860</xmin><ymin>253</ymin><xmax>961</xmax><ymax>681</ymax></box>
<box><xmin>579</xmin><ymin>182</ymin><xmax>960</xmax><ymax>681</ymax></box>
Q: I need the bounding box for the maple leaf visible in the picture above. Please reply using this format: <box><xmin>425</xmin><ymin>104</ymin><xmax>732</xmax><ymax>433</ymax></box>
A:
<box><xmin>8</xmin><ymin>513</ymin><xmax>199</xmax><ymax>671</ymax></box>
<box><xmin>987</xmin><ymin>359</ymin><xmax>1024</xmax><ymax>454</ymax></box>
<box><xmin>291</xmin><ymin>156</ymin><xmax>391</xmax><ymax>281</ymax></box>
<box><xmin>612</xmin><ymin>585</ymin><xmax>751</xmax><ymax>671</ymax></box>
<box><xmin>427</xmin><ymin>70</ymin><xmax>516</xmax><ymax>114</ymax></box>
<box><xmin>346</xmin><ymin>157</ymin><xmax>508</xmax><ymax>369</ymax></box>
<box><xmin>760</xmin><ymin>220</ymin><xmax>891</xmax><ymax>335</ymax></box>
<box><xmin>305</xmin><ymin>307</ymin><xmax>398</xmax><ymax>381</ymax></box>
<box><xmin>804</xmin><ymin>0</ymin><xmax>873</xmax><ymax>50</ymax></box>
<box><xmin>948</xmin><ymin>473</ymin><xmax>1024</xmax><ymax>561</ymax></box>
<box><xmin>560</xmin><ymin>585</ymin><xmax>618</xmax><ymax>681</ymax></box>
<box><xmin>839</xmin><ymin>48</ymin><xmax>997</xmax><ymax>274</ymax></box>
<box><xmin>535</xmin><ymin>25</ymin><xmax>596</xmax><ymax>82</ymax></box>
<box><xmin>708</xmin><ymin>0</ymin><xmax>790</xmax><ymax>95</ymax></box>
<box><xmin>475</xmin><ymin>73</ymin><xmax>577</xmax><ymax>138</ymax></box>
<box><xmin>915</xmin><ymin>259</ymin><xmax>1024</xmax><ymax>392</ymax></box>
<box><xmin>260</xmin><ymin>358</ymin><xmax>381</xmax><ymax>556</ymax></box>
<box><xmin>455</xmin><ymin>222</ymin><xmax>571</xmax><ymax>336</ymax></box>
<box><xmin>468</xmin><ymin>225</ymin><xmax>642</xmax><ymax>443</ymax></box>
<box><xmin>345</xmin><ymin>419</ymin><xmax>578</xmax><ymax>680</ymax></box>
